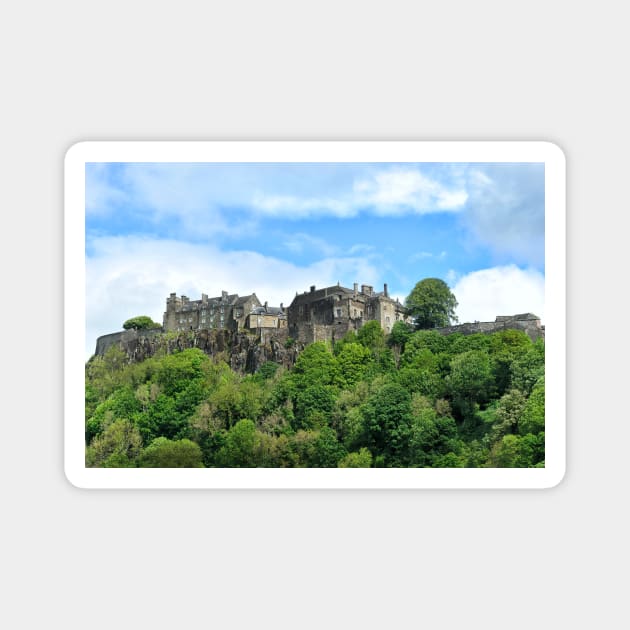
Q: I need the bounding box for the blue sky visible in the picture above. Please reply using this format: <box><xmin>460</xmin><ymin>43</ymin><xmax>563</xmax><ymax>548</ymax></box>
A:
<box><xmin>85</xmin><ymin>162</ymin><xmax>545</xmax><ymax>357</ymax></box>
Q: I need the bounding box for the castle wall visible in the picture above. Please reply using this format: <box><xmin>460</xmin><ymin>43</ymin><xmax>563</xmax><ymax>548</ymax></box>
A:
<box><xmin>93</xmin><ymin>327</ymin><xmax>301</xmax><ymax>375</ymax></box>
<box><xmin>435</xmin><ymin>317</ymin><xmax>544</xmax><ymax>342</ymax></box>
<box><xmin>94</xmin><ymin>328</ymin><xmax>164</xmax><ymax>357</ymax></box>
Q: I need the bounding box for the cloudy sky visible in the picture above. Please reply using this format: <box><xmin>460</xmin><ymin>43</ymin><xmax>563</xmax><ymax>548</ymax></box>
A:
<box><xmin>85</xmin><ymin>162</ymin><xmax>544</xmax><ymax>358</ymax></box>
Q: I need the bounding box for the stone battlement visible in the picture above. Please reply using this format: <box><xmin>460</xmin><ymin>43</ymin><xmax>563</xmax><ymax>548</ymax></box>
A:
<box><xmin>435</xmin><ymin>313</ymin><xmax>544</xmax><ymax>342</ymax></box>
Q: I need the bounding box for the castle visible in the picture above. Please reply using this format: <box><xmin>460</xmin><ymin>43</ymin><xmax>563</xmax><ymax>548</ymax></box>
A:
<box><xmin>94</xmin><ymin>284</ymin><xmax>544</xmax><ymax>358</ymax></box>
<box><xmin>288</xmin><ymin>282</ymin><xmax>410</xmax><ymax>343</ymax></box>
<box><xmin>163</xmin><ymin>291</ymin><xmax>287</xmax><ymax>333</ymax></box>
<box><xmin>163</xmin><ymin>281</ymin><xmax>410</xmax><ymax>343</ymax></box>
<box><xmin>161</xmin><ymin>284</ymin><xmax>544</xmax><ymax>344</ymax></box>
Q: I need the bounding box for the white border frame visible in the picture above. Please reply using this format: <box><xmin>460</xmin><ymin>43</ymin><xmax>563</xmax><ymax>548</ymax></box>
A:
<box><xmin>65</xmin><ymin>141</ymin><xmax>565</xmax><ymax>489</ymax></box>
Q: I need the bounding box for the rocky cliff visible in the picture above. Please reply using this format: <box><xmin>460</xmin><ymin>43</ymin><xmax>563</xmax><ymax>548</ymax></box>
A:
<box><xmin>93</xmin><ymin>328</ymin><xmax>303</xmax><ymax>374</ymax></box>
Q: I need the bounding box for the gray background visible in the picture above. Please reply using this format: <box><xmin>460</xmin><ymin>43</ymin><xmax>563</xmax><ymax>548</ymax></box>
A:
<box><xmin>1</xmin><ymin>1</ymin><xmax>626</xmax><ymax>628</ymax></box>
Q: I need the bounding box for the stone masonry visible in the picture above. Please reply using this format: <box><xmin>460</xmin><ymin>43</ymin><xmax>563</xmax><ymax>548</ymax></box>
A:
<box><xmin>287</xmin><ymin>282</ymin><xmax>411</xmax><ymax>344</ymax></box>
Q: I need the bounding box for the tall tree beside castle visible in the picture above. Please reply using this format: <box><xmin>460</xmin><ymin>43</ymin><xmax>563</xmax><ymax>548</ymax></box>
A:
<box><xmin>405</xmin><ymin>278</ymin><xmax>458</xmax><ymax>330</ymax></box>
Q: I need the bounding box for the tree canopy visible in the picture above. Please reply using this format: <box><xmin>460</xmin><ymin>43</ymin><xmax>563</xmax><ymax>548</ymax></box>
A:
<box><xmin>122</xmin><ymin>315</ymin><xmax>162</xmax><ymax>331</ymax></box>
<box><xmin>86</xmin><ymin>298</ymin><xmax>544</xmax><ymax>469</ymax></box>
<box><xmin>405</xmin><ymin>278</ymin><xmax>458</xmax><ymax>329</ymax></box>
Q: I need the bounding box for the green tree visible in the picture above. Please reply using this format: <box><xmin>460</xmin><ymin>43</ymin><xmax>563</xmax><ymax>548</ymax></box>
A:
<box><xmin>403</xmin><ymin>329</ymin><xmax>451</xmax><ymax>356</ymax></box>
<box><xmin>254</xmin><ymin>361</ymin><xmax>281</xmax><ymax>381</ymax></box>
<box><xmin>360</xmin><ymin>382</ymin><xmax>413</xmax><ymax>466</ymax></box>
<box><xmin>312</xmin><ymin>426</ymin><xmax>347</xmax><ymax>467</ymax></box>
<box><xmin>154</xmin><ymin>348</ymin><xmax>209</xmax><ymax>397</ymax></box>
<box><xmin>388</xmin><ymin>320</ymin><xmax>414</xmax><ymax>349</ymax></box>
<box><xmin>356</xmin><ymin>320</ymin><xmax>385</xmax><ymax>350</ymax></box>
<box><xmin>215</xmin><ymin>419</ymin><xmax>261</xmax><ymax>467</ymax></box>
<box><xmin>491</xmin><ymin>389</ymin><xmax>528</xmax><ymax>441</ymax></box>
<box><xmin>338</xmin><ymin>448</ymin><xmax>373</xmax><ymax>468</ymax></box>
<box><xmin>293</xmin><ymin>384</ymin><xmax>337</xmax><ymax>430</ymax></box>
<box><xmin>334</xmin><ymin>342</ymin><xmax>373</xmax><ymax>389</ymax></box>
<box><xmin>139</xmin><ymin>437</ymin><xmax>204</xmax><ymax>467</ymax></box>
<box><xmin>86</xmin><ymin>385</ymin><xmax>141</xmax><ymax>443</ymax></box>
<box><xmin>122</xmin><ymin>315</ymin><xmax>161</xmax><ymax>330</ymax></box>
<box><xmin>405</xmin><ymin>278</ymin><xmax>458</xmax><ymax>329</ymax></box>
<box><xmin>511</xmin><ymin>339</ymin><xmax>545</xmax><ymax>394</ymax></box>
<box><xmin>487</xmin><ymin>433</ymin><xmax>544</xmax><ymax>468</ymax></box>
<box><xmin>291</xmin><ymin>342</ymin><xmax>337</xmax><ymax>387</ymax></box>
<box><xmin>408</xmin><ymin>397</ymin><xmax>458</xmax><ymax>467</ymax></box>
<box><xmin>520</xmin><ymin>377</ymin><xmax>545</xmax><ymax>435</ymax></box>
<box><xmin>446</xmin><ymin>350</ymin><xmax>495</xmax><ymax>419</ymax></box>
<box><xmin>86</xmin><ymin>419</ymin><xmax>143</xmax><ymax>467</ymax></box>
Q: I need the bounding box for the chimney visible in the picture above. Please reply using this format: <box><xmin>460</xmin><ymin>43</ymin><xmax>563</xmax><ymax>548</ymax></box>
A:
<box><xmin>264</xmin><ymin>301</ymin><xmax>268</xmax><ymax>311</ymax></box>
<box><xmin>353</xmin><ymin>282</ymin><xmax>358</xmax><ymax>296</ymax></box>
<box><xmin>222</xmin><ymin>290</ymin><xmax>228</xmax><ymax>300</ymax></box>
<box><xmin>280</xmin><ymin>302</ymin><xmax>283</xmax><ymax>311</ymax></box>
<box><xmin>384</xmin><ymin>283</ymin><xmax>389</xmax><ymax>297</ymax></box>
<box><xmin>202</xmin><ymin>293</ymin><xmax>208</xmax><ymax>304</ymax></box>
<box><xmin>361</xmin><ymin>285</ymin><xmax>373</xmax><ymax>296</ymax></box>
<box><xmin>310</xmin><ymin>285</ymin><xmax>315</xmax><ymax>293</ymax></box>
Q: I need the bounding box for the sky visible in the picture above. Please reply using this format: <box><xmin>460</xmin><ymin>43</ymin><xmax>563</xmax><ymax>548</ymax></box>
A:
<box><xmin>85</xmin><ymin>162</ymin><xmax>545</xmax><ymax>358</ymax></box>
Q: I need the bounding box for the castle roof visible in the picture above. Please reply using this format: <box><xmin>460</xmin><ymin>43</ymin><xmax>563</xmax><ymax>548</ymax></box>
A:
<box><xmin>234</xmin><ymin>294</ymin><xmax>259</xmax><ymax>306</ymax></box>
<box><xmin>251</xmin><ymin>305</ymin><xmax>286</xmax><ymax>316</ymax></box>
<box><xmin>289</xmin><ymin>283</ymin><xmax>404</xmax><ymax>308</ymax></box>
<box><xmin>290</xmin><ymin>285</ymin><xmax>355</xmax><ymax>307</ymax></box>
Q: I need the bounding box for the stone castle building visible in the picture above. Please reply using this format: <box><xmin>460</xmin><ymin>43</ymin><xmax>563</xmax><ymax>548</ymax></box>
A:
<box><xmin>160</xmin><ymin>284</ymin><xmax>543</xmax><ymax>345</ymax></box>
<box><xmin>164</xmin><ymin>291</ymin><xmax>287</xmax><ymax>332</ymax></box>
<box><xmin>95</xmin><ymin>285</ymin><xmax>543</xmax><ymax>358</ymax></box>
<box><xmin>287</xmin><ymin>282</ymin><xmax>411</xmax><ymax>344</ymax></box>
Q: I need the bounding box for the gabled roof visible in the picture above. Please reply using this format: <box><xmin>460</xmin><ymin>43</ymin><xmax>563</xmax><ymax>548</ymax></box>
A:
<box><xmin>251</xmin><ymin>305</ymin><xmax>286</xmax><ymax>316</ymax></box>
<box><xmin>290</xmin><ymin>285</ymin><xmax>355</xmax><ymax>307</ymax></box>
<box><xmin>234</xmin><ymin>293</ymin><xmax>260</xmax><ymax>306</ymax></box>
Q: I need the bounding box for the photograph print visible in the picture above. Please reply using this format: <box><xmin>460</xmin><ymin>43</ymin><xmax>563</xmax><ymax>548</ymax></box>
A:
<box><xmin>66</xmin><ymin>141</ymin><xmax>564</xmax><ymax>488</ymax></box>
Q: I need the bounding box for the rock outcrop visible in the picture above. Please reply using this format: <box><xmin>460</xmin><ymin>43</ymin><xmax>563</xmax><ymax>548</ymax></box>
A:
<box><xmin>93</xmin><ymin>327</ymin><xmax>302</xmax><ymax>374</ymax></box>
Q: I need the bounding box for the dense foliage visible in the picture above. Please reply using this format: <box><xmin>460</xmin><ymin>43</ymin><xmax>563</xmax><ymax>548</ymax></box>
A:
<box><xmin>122</xmin><ymin>316</ymin><xmax>162</xmax><ymax>331</ymax></box>
<box><xmin>85</xmin><ymin>327</ymin><xmax>544</xmax><ymax>468</ymax></box>
<box><xmin>405</xmin><ymin>278</ymin><xmax>458</xmax><ymax>329</ymax></box>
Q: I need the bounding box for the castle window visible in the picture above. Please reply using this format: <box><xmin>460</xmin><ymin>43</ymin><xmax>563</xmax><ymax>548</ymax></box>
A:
<box><xmin>201</xmin><ymin>317</ymin><xmax>206</xmax><ymax>324</ymax></box>
<box><xmin>336</xmin><ymin>308</ymin><xmax>342</xmax><ymax>317</ymax></box>
<box><xmin>386</xmin><ymin>316</ymin><xmax>390</xmax><ymax>324</ymax></box>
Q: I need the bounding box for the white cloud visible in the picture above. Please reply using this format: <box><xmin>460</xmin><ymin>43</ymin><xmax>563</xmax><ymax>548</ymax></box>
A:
<box><xmin>86</xmin><ymin>236</ymin><xmax>380</xmax><ymax>359</ymax></box>
<box><xmin>354</xmin><ymin>169</ymin><xmax>467</xmax><ymax>215</ymax></box>
<box><xmin>251</xmin><ymin>193</ymin><xmax>355</xmax><ymax>219</ymax></box>
<box><xmin>251</xmin><ymin>167</ymin><xmax>468</xmax><ymax>219</ymax></box>
<box><xmin>452</xmin><ymin>265</ymin><xmax>545</xmax><ymax>324</ymax></box>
